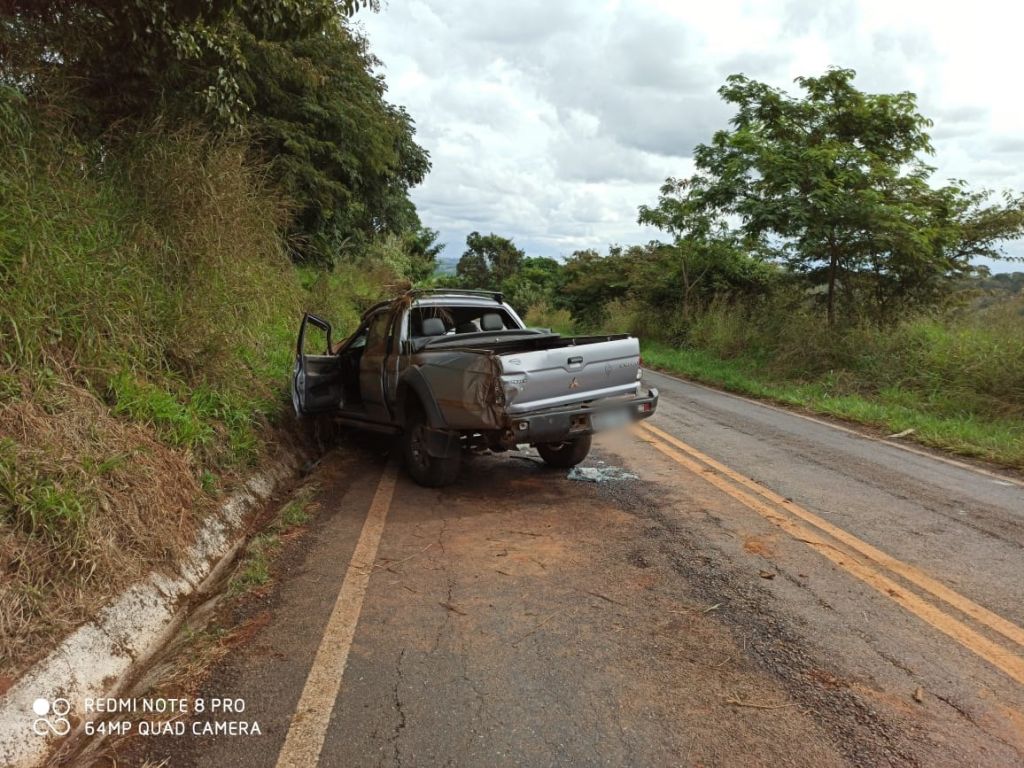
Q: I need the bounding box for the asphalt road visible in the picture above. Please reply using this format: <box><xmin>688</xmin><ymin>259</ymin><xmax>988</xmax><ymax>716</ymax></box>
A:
<box><xmin>115</xmin><ymin>370</ymin><xmax>1024</xmax><ymax>767</ymax></box>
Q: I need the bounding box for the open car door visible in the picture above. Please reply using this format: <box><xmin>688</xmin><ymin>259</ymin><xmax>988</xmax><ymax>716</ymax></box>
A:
<box><xmin>291</xmin><ymin>313</ymin><xmax>343</xmax><ymax>416</ymax></box>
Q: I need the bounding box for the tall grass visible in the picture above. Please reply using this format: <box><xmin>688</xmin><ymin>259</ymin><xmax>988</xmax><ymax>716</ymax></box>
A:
<box><xmin>0</xmin><ymin>100</ymin><xmax>358</xmax><ymax>674</ymax></box>
<box><xmin>0</xmin><ymin>115</ymin><xmax>304</xmax><ymax>407</ymax></box>
<box><xmin>627</xmin><ymin>296</ymin><xmax>1024</xmax><ymax>468</ymax></box>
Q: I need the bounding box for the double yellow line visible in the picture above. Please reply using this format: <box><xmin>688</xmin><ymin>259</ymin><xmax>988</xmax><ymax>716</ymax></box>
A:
<box><xmin>636</xmin><ymin>421</ymin><xmax>1024</xmax><ymax>686</ymax></box>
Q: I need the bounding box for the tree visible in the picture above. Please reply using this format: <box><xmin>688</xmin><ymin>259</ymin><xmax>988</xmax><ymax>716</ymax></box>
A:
<box><xmin>404</xmin><ymin>227</ymin><xmax>445</xmax><ymax>283</ymax></box>
<box><xmin>0</xmin><ymin>0</ymin><xmax>429</xmax><ymax>264</ymax></box>
<box><xmin>455</xmin><ymin>232</ymin><xmax>525</xmax><ymax>290</ymax></box>
<box><xmin>555</xmin><ymin>248</ymin><xmax>634</xmax><ymax>328</ymax></box>
<box><xmin>500</xmin><ymin>256</ymin><xmax>562</xmax><ymax>312</ymax></box>
<box><xmin>1</xmin><ymin>1</ymin><xmax>377</xmax><ymax>123</ymax></box>
<box><xmin>641</xmin><ymin>68</ymin><xmax>1024</xmax><ymax>327</ymax></box>
<box><xmin>238</xmin><ymin>22</ymin><xmax>430</xmax><ymax>262</ymax></box>
<box><xmin>632</xmin><ymin>238</ymin><xmax>777</xmax><ymax>321</ymax></box>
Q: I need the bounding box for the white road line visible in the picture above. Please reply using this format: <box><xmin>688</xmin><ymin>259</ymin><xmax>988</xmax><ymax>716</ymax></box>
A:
<box><xmin>644</xmin><ymin>369</ymin><xmax>1024</xmax><ymax>490</ymax></box>
<box><xmin>275</xmin><ymin>462</ymin><xmax>399</xmax><ymax>768</ymax></box>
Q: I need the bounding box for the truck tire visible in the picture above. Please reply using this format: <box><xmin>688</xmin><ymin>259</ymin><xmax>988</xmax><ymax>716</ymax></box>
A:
<box><xmin>536</xmin><ymin>435</ymin><xmax>592</xmax><ymax>469</ymax></box>
<box><xmin>401</xmin><ymin>405</ymin><xmax>461</xmax><ymax>487</ymax></box>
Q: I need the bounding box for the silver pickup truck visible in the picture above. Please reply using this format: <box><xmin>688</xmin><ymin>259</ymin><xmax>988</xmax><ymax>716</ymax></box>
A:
<box><xmin>291</xmin><ymin>289</ymin><xmax>658</xmax><ymax>486</ymax></box>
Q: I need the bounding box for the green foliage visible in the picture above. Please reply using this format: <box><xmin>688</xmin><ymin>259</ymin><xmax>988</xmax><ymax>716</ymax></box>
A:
<box><xmin>109</xmin><ymin>373</ymin><xmax>215</xmax><ymax>452</ymax></box>
<box><xmin>0</xmin><ymin>1</ymin><xmax>428</xmax><ymax>264</ymax></box>
<box><xmin>230</xmin><ymin>533</ymin><xmax>277</xmax><ymax>594</ymax></box>
<box><xmin>300</xmin><ymin>261</ymin><xmax>400</xmax><ymax>338</ymax></box>
<box><xmin>279</xmin><ymin>482</ymin><xmax>318</xmax><ymax>527</ymax></box>
<box><xmin>524</xmin><ymin>304</ymin><xmax>573</xmax><ymax>334</ymax></box>
<box><xmin>0</xmin><ymin>439</ymin><xmax>88</xmax><ymax>552</ymax></box>
<box><xmin>455</xmin><ymin>231</ymin><xmax>526</xmax><ymax>290</ymax></box>
<box><xmin>667</xmin><ymin>294</ymin><xmax>1024</xmax><ymax>420</ymax></box>
<box><xmin>228</xmin><ymin>481</ymin><xmax>318</xmax><ymax>595</ymax></box>
<box><xmin>501</xmin><ymin>256</ymin><xmax>562</xmax><ymax>314</ymax></box>
<box><xmin>982</xmin><ymin>271</ymin><xmax>1024</xmax><ymax>294</ymax></box>
<box><xmin>239</xmin><ymin>23</ymin><xmax>430</xmax><ymax>262</ymax></box>
<box><xmin>551</xmin><ymin>241</ymin><xmax>774</xmax><ymax>333</ymax></box>
<box><xmin>0</xmin><ymin>108</ymin><xmax>303</xmax><ymax>470</ymax></box>
<box><xmin>642</xmin><ymin>333</ymin><xmax>1024</xmax><ymax>469</ymax></box>
<box><xmin>640</xmin><ymin>68</ymin><xmax>1024</xmax><ymax>327</ymax></box>
<box><xmin>347</xmin><ymin>227</ymin><xmax>443</xmax><ymax>287</ymax></box>
<box><xmin>0</xmin><ymin>64</ymin><xmax>414</xmax><ymax>672</ymax></box>
<box><xmin>404</xmin><ymin>227</ymin><xmax>446</xmax><ymax>283</ymax></box>
<box><xmin>554</xmin><ymin>248</ymin><xmax>633</xmax><ymax>329</ymax></box>
<box><xmin>2</xmin><ymin>0</ymin><xmax>375</xmax><ymax>123</ymax></box>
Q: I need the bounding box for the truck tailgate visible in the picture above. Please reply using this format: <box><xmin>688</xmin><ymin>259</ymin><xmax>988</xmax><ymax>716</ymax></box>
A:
<box><xmin>497</xmin><ymin>336</ymin><xmax>641</xmax><ymax>413</ymax></box>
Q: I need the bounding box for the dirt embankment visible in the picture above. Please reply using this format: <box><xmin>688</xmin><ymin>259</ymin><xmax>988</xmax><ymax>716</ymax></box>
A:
<box><xmin>0</xmin><ymin>368</ymin><xmax>320</xmax><ymax>685</ymax></box>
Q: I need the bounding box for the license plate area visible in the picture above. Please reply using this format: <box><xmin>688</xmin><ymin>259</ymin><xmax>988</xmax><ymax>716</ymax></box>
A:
<box><xmin>591</xmin><ymin>407</ymin><xmax>632</xmax><ymax>433</ymax></box>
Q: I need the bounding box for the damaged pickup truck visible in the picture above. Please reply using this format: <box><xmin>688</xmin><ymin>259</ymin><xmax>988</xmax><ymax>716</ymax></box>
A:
<box><xmin>291</xmin><ymin>289</ymin><xmax>658</xmax><ymax>486</ymax></box>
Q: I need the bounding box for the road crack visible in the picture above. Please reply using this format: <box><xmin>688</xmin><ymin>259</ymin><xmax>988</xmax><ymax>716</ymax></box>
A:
<box><xmin>431</xmin><ymin>515</ymin><xmax>454</xmax><ymax>655</ymax></box>
<box><xmin>387</xmin><ymin>648</ymin><xmax>407</xmax><ymax>768</ymax></box>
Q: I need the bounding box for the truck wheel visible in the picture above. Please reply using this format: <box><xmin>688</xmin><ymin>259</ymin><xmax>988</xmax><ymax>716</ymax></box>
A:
<box><xmin>536</xmin><ymin>435</ymin><xmax>592</xmax><ymax>468</ymax></box>
<box><xmin>401</xmin><ymin>406</ymin><xmax>461</xmax><ymax>487</ymax></box>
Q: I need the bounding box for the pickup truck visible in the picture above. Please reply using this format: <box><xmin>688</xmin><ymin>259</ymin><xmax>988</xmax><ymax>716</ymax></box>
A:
<box><xmin>291</xmin><ymin>289</ymin><xmax>659</xmax><ymax>486</ymax></box>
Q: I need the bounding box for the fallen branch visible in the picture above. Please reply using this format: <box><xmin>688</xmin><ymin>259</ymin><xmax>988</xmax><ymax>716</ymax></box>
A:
<box><xmin>511</xmin><ymin>610</ymin><xmax>568</xmax><ymax>646</ymax></box>
<box><xmin>581</xmin><ymin>589</ymin><xmax>625</xmax><ymax>606</ymax></box>
<box><xmin>725</xmin><ymin>693</ymin><xmax>793</xmax><ymax>710</ymax></box>
<box><xmin>370</xmin><ymin>542</ymin><xmax>435</xmax><ymax>572</ymax></box>
<box><xmin>669</xmin><ymin>602</ymin><xmax>722</xmax><ymax>615</ymax></box>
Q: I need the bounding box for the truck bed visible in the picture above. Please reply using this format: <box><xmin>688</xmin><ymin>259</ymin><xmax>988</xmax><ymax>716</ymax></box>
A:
<box><xmin>496</xmin><ymin>335</ymin><xmax>641</xmax><ymax>413</ymax></box>
<box><xmin>413</xmin><ymin>333</ymin><xmax>642</xmax><ymax>428</ymax></box>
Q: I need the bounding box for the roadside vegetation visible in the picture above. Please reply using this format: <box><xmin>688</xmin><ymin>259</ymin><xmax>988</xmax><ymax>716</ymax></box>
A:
<box><xmin>0</xmin><ymin>2</ymin><xmax>437</xmax><ymax>675</ymax></box>
<box><xmin>452</xmin><ymin>71</ymin><xmax>1024</xmax><ymax>468</ymax></box>
<box><xmin>229</xmin><ymin>481</ymin><xmax>319</xmax><ymax>596</ymax></box>
<box><xmin>3</xmin><ymin>1</ymin><xmax>1022</xmax><ymax>681</ymax></box>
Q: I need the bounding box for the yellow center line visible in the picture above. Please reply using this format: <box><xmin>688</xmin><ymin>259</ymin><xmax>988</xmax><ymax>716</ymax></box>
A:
<box><xmin>275</xmin><ymin>462</ymin><xmax>399</xmax><ymax>768</ymax></box>
<box><xmin>639</xmin><ymin>421</ymin><xmax>1024</xmax><ymax>651</ymax></box>
<box><xmin>634</xmin><ymin>424</ymin><xmax>1024</xmax><ymax>686</ymax></box>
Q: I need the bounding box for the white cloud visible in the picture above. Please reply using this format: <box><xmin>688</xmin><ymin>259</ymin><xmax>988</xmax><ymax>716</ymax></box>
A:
<box><xmin>361</xmin><ymin>0</ymin><xmax>1024</xmax><ymax>269</ymax></box>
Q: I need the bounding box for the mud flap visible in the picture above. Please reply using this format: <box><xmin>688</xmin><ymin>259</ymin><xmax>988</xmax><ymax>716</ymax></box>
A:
<box><xmin>422</xmin><ymin>426</ymin><xmax>461</xmax><ymax>458</ymax></box>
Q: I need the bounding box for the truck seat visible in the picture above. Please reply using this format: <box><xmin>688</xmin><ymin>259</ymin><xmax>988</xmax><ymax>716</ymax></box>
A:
<box><xmin>480</xmin><ymin>313</ymin><xmax>504</xmax><ymax>331</ymax></box>
<box><xmin>420</xmin><ymin>317</ymin><xmax>447</xmax><ymax>336</ymax></box>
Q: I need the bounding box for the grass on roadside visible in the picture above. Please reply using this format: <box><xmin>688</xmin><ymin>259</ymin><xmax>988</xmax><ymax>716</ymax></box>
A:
<box><xmin>641</xmin><ymin>341</ymin><xmax>1024</xmax><ymax>469</ymax></box>
<box><xmin>228</xmin><ymin>482</ymin><xmax>319</xmax><ymax>595</ymax></box>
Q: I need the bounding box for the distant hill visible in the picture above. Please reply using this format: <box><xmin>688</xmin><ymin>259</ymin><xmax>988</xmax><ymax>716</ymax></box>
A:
<box><xmin>436</xmin><ymin>254</ymin><xmax>459</xmax><ymax>275</ymax></box>
<box><xmin>981</xmin><ymin>271</ymin><xmax>1024</xmax><ymax>294</ymax></box>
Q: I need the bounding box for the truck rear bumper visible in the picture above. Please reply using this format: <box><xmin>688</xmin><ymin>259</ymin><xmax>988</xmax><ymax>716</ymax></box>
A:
<box><xmin>507</xmin><ymin>388</ymin><xmax>659</xmax><ymax>445</ymax></box>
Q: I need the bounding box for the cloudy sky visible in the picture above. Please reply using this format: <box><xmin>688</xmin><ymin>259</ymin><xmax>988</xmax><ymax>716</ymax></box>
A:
<box><xmin>360</xmin><ymin>0</ymin><xmax>1024</xmax><ymax>271</ymax></box>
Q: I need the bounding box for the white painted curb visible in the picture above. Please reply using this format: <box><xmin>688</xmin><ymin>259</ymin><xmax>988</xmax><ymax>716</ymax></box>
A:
<box><xmin>0</xmin><ymin>454</ymin><xmax>301</xmax><ymax>768</ymax></box>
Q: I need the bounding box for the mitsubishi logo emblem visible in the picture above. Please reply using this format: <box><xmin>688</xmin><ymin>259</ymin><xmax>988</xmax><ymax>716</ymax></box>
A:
<box><xmin>569</xmin><ymin>377</ymin><xmax>579</xmax><ymax>389</ymax></box>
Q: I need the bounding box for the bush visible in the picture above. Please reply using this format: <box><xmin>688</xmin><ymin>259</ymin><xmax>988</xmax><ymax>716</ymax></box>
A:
<box><xmin>635</xmin><ymin>291</ymin><xmax>1024</xmax><ymax>466</ymax></box>
<box><xmin>524</xmin><ymin>303</ymin><xmax>573</xmax><ymax>334</ymax></box>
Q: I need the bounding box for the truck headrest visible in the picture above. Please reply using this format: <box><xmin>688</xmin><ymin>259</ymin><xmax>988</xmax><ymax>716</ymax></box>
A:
<box><xmin>420</xmin><ymin>317</ymin><xmax>446</xmax><ymax>337</ymax></box>
<box><xmin>480</xmin><ymin>313</ymin><xmax>504</xmax><ymax>331</ymax></box>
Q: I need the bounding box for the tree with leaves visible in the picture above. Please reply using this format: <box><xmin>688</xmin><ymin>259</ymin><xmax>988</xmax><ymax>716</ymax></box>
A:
<box><xmin>0</xmin><ymin>0</ymin><xmax>428</xmax><ymax>264</ymax></box>
<box><xmin>455</xmin><ymin>232</ymin><xmax>525</xmax><ymax>290</ymax></box>
<box><xmin>641</xmin><ymin>68</ymin><xmax>1024</xmax><ymax>327</ymax></box>
<box><xmin>403</xmin><ymin>227</ymin><xmax>445</xmax><ymax>283</ymax></box>
<box><xmin>500</xmin><ymin>256</ymin><xmax>562</xmax><ymax>312</ymax></box>
<box><xmin>238</xmin><ymin>21</ymin><xmax>429</xmax><ymax>261</ymax></box>
<box><xmin>554</xmin><ymin>247</ymin><xmax>634</xmax><ymax>328</ymax></box>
